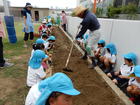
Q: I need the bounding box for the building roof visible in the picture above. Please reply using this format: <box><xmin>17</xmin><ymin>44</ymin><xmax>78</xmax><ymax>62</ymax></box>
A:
<box><xmin>10</xmin><ymin>6</ymin><xmax>49</xmax><ymax>9</ymax></box>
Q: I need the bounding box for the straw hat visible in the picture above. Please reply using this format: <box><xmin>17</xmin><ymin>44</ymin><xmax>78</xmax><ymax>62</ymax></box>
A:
<box><xmin>73</xmin><ymin>6</ymin><xmax>87</xmax><ymax>16</ymax></box>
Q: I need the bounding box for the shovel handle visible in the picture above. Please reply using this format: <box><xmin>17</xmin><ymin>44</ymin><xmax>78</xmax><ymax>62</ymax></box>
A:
<box><xmin>65</xmin><ymin>43</ymin><xmax>74</xmax><ymax>67</ymax></box>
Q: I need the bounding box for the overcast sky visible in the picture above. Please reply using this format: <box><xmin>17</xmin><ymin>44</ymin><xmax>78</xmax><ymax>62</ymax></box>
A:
<box><xmin>8</xmin><ymin>0</ymin><xmax>77</xmax><ymax>9</ymax></box>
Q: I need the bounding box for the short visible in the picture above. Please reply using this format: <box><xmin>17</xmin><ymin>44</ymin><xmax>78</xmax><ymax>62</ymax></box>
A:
<box><xmin>24</xmin><ymin>32</ymin><xmax>34</xmax><ymax>41</ymax></box>
<box><xmin>111</xmin><ymin>72</ymin><xmax>129</xmax><ymax>85</ymax></box>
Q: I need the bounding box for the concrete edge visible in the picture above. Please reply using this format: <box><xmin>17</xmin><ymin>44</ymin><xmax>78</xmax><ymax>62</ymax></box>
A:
<box><xmin>59</xmin><ymin>26</ymin><xmax>134</xmax><ymax>105</ymax></box>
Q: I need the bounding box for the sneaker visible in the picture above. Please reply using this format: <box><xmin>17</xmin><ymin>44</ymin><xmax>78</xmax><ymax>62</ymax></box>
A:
<box><xmin>24</xmin><ymin>44</ymin><xmax>28</xmax><ymax>48</ymax></box>
<box><xmin>98</xmin><ymin>63</ymin><xmax>104</xmax><ymax>69</ymax></box>
<box><xmin>104</xmin><ymin>69</ymin><xmax>110</xmax><ymax>74</ymax></box>
<box><xmin>0</xmin><ymin>62</ymin><xmax>14</xmax><ymax>68</ymax></box>
<box><xmin>80</xmin><ymin>55</ymin><xmax>87</xmax><ymax>60</ymax></box>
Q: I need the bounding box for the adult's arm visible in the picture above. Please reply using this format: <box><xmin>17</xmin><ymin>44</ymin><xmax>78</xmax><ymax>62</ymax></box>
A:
<box><xmin>76</xmin><ymin>18</ymin><xmax>90</xmax><ymax>39</ymax></box>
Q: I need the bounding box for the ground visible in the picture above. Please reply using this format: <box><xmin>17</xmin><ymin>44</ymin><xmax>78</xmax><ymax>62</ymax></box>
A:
<box><xmin>0</xmin><ymin>22</ymin><xmax>124</xmax><ymax>105</ymax></box>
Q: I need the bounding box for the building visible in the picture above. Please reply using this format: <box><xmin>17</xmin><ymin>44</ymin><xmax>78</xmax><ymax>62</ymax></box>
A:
<box><xmin>49</xmin><ymin>8</ymin><xmax>73</xmax><ymax>16</ymax></box>
<box><xmin>77</xmin><ymin>0</ymin><xmax>93</xmax><ymax>10</ymax></box>
<box><xmin>114</xmin><ymin>0</ymin><xmax>140</xmax><ymax>7</ymax></box>
<box><xmin>10</xmin><ymin>7</ymin><xmax>49</xmax><ymax>21</ymax></box>
<box><xmin>0</xmin><ymin>0</ymin><xmax>4</xmax><ymax>13</ymax></box>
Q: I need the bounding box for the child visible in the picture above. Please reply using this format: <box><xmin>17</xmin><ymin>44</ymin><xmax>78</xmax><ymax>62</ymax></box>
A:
<box><xmin>47</xmin><ymin>36</ymin><xmax>56</xmax><ymax>51</ymax></box>
<box><xmin>46</xmin><ymin>22</ymin><xmax>53</xmax><ymax>35</ymax></box>
<box><xmin>27</xmin><ymin>50</ymin><xmax>49</xmax><ymax>87</ymax></box>
<box><xmin>41</xmin><ymin>34</ymin><xmax>49</xmax><ymax>50</ymax></box>
<box><xmin>25</xmin><ymin>72</ymin><xmax>80</xmax><ymax>105</ymax></box>
<box><xmin>107</xmin><ymin>53</ymin><xmax>136</xmax><ymax>87</ymax></box>
<box><xmin>38</xmin><ymin>19</ymin><xmax>48</xmax><ymax>35</ymax></box>
<box><xmin>88</xmin><ymin>40</ymin><xmax>106</xmax><ymax>69</ymax></box>
<box><xmin>31</xmin><ymin>38</ymin><xmax>45</xmax><ymax>58</ymax></box>
<box><xmin>127</xmin><ymin>66</ymin><xmax>140</xmax><ymax>104</ymax></box>
<box><xmin>127</xmin><ymin>65</ymin><xmax>140</xmax><ymax>95</ymax></box>
<box><xmin>77</xmin><ymin>34</ymin><xmax>89</xmax><ymax>50</ymax></box>
<box><xmin>99</xmin><ymin>43</ymin><xmax>117</xmax><ymax>73</ymax></box>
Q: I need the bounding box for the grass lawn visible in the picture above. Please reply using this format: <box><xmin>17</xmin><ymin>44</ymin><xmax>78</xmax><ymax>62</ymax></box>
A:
<box><xmin>0</xmin><ymin>21</ymin><xmax>40</xmax><ymax>105</ymax></box>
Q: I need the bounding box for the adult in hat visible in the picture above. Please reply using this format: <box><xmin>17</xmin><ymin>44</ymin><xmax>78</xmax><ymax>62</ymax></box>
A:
<box><xmin>21</xmin><ymin>2</ymin><xmax>34</xmax><ymax>48</ymax></box>
<box><xmin>25</xmin><ymin>72</ymin><xmax>80</xmax><ymax>105</ymax></box>
<box><xmin>72</xmin><ymin>6</ymin><xmax>101</xmax><ymax>60</ymax></box>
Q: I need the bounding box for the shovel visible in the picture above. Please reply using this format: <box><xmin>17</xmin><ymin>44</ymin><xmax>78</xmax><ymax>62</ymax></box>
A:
<box><xmin>63</xmin><ymin>25</ymin><xmax>81</xmax><ymax>72</ymax></box>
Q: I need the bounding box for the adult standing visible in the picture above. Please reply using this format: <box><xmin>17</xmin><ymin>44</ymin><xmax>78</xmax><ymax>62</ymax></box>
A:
<box><xmin>0</xmin><ymin>15</ymin><xmax>13</xmax><ymax>68</ymax></box>
<box><xmin>21</xmin><ymin>3</ymin><xmax>34</xmax><ymax>48</ymax></box>
<box><xmin>73</xmin><ymin>6</ymin><xmax>101</xmax><ymax>60</ymax></box>
<box><xmin>61</xmin><ymin>11</ymin><xmax>67</xmax><ymax>32</ymax></box>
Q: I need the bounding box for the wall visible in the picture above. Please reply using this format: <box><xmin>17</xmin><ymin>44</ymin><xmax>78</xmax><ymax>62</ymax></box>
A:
<box><xmin>66</xmin><ymin>16</ymin><xmax>140</xmax><ymax>70</ymax></box>
<box><xmin>10</xmin><ymin>7</ymin><xmax>49</xmax><ymax>21</ymax></box>
<box><xmin>0</xmin><ymin>0</ymin><xmax>3</xmax><ymax>6</ymax></box>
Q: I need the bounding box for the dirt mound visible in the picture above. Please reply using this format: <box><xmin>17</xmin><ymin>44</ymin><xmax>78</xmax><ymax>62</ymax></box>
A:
<box><xmin>52</xmin><ymin>27</ymin><xmax>124</xmax><ymax>105</ymax></box>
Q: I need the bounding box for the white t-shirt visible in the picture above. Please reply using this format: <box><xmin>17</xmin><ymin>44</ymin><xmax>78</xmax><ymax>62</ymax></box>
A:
<box><xmin>44</xmin><ymin>41</ymin><xmax>49</xmax><ymax>49</ymax></box>
<box><xmin>120</xmin><ymin>64</ymin><xmax>134</xmax><ymax>76</ymax></box>
<box><xmin>27</xmin><ymin>66</ymin><xmax>46</xmax><ymax>87</ymax></box>
<box><xmin>95</xmin><ymin>47</ymin><xmax>105</xmax><ymax>56</ymax></box>
<box><xmin>104</xmin><ymin>53</ymin><xmax>116</xmax><ymax>63</ymax></box>
<box><xmin>25</xmin><ymin>83</ymin><xmax>41</xmax><ymax>105</ymax></box>
<box><xmin>129</xmin><ymin>78</ymin><xmax>140</xmax><ymax>88</ymax></box>
<box><xmin>30</xmin><ymin>49</ymin><xmax>34</xmax><ymax>59</ymax></box>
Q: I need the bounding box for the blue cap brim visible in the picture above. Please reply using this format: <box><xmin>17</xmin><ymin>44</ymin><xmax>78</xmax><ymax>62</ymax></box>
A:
<box><xmin>60</xmin><ymin>89</ymin><xmax>80</xmax><ymax>96</ymax></box>
<box><xmin>135</xmin><ymin>73</ymin><xmax>140</xmax><ymax>77</ymax></box>
<box><xmin>45</xmin><ymin>55</ymin><xmax>49</xmax><ymax>59</ymax></box>
<box><xmin>123</xmin><ymin>54</ymin><xmax>130</xmax><ymax>59</ymax></box>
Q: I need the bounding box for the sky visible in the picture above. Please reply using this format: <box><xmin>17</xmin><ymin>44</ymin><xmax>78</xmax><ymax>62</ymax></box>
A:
<box><xmin>8</xmin><ymin>0</ymin><xmax>77</xmax><ymax>9</ymax></box>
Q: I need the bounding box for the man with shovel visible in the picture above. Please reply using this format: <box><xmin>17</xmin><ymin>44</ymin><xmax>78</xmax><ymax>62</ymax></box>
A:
<box><xmin>72</xmin><ymin>6</ymin><xmax>101</xmax><ymax>68</ymax></box>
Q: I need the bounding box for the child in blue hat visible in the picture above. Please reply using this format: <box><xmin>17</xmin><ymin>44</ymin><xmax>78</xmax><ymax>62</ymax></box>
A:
<box><xmin>88</xmin><ymin>40</ymin><xmax>106</xmax><ymax>69</ymax></box>
<box><xmin>47</xmin><ymin>36</ymin><xmax>56</xmax><ymax>51</ymax></box>
<box><xmin>99</xmin><ymin>43</ymin><xmax>117</xmax><ymax>73</ymax></box>
<box><xmin>107</xmin><ymin>53</ymin><xmax>137</xmax><ymax>87</ymax></box>
<box><xmin>25</xmin><ymin>73</ymin><xmax>80</xmax><ymax>105</ymax></box>
<box><xmin>127</xmin><ymin>65</ymin><xmax>140</xmax><ymax>95</ymax></box>
<box><xmin>31</xmin><ymin>38</ymin><xmax>45</xmax><ymax>58</ymax></box>
<box><xmin>27</xmin><ymin>50</ymin><xmax>49</xmax><ymax>87</ymax></box>
<box><xmin>77</xmin><ymin>34</ymin><xmax>89</xmax><ymax>50</ymax></box>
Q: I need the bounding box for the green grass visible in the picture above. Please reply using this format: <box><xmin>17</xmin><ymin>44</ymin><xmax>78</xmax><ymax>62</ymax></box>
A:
<box><xmin>0</xmin><ymin>21</ymin><xmax>40</xmax><ymax>105</ymax></box>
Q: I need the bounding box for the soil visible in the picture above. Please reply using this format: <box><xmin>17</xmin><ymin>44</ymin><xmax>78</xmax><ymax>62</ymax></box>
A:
<box><xmin>52</xmin><ymin>27</ymin><xmax>124</xmax><ymax>105</ymax></box>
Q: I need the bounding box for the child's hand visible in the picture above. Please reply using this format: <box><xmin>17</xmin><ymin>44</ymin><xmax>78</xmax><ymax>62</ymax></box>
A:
<box><xmin>114</xmin><ymin>71</ymin><xmax>120</xmax><ymax>75</ymax></box>
<box><xmin>119</xmin><ymin>75</ymin><xmax>124</xmax><ymax>78</ymax></box>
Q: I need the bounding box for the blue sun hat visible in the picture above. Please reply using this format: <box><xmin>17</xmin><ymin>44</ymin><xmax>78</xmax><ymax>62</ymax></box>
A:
<box><xmin>98</xmin><ymin>40</ymin><xmax>105</xmax><ymax>46</ymax></box>
<box><xmin>83</xmin><ymin>34</ymin><xmax>89</xmax><ymax>40</ymax></box>
<box><xmin>47</xmin><ymin>36</ymin><xmax>56</xmax><ymax>41</ymax></box>
<box><xmin>133</xmin><ymin>66</ymin><xmax>140</xmax><ymax>77</ymax></box>
<box><xmin>35</xmin><ymin>73</ymin><xmax>80</xmax><ymax>105</ymax></box>
<box><xmin>46</xmin><ymin>22</ymin><xmax>52</xmax><ymax>26</ymax></box>
<box><xmin>29</xmin><ymin>50</ymin><xmax>48</xmax><ymax>69</ymax></box>
<box><xmin>105</xmin><ymin>43</ymin><xmax>117</xmax><ymax>55</ymax></box>
<box><xmin>36</xmin><ymin>38</ymin><xmax>45</xmax><ymax>44</ymax></box>
<box><xmin>123</xmin><ymin>52</ymin><xmax>137</xmax><ymax>65</ymax></box>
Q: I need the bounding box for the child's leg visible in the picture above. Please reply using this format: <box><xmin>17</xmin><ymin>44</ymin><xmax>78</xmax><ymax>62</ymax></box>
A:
<box><xmin>112</xmin><ymin>79</ymin><xmax>118</xmax><ymax>84</ymax></box>
<box><xmin>104</xmin><ymin>58</ymin><xmax>110</xmax><ymax>69</ymax></box>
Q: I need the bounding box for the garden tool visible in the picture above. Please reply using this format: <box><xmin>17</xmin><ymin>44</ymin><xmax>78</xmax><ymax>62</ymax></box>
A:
<box><xmin>63</xmin><ymin>25</ymin><xmax>81</xmax><ymax>72</ymax></box>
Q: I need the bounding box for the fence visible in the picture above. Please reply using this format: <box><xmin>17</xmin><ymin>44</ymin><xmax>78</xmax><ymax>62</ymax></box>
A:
<box><xmin>66</xmin><ymin>16</ymin><xmax>140</xmax><ymax>71</ymax></box>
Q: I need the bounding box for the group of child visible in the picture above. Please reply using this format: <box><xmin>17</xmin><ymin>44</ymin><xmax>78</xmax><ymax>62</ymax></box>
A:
<box><xmin>26</xmin><ymin>19</ymin><xmax>56</xmax><ymax>87</ymax></box>
<box><xmin>78</xmin><ymin>33</ymin><xmax>140</xmax><ymax>104</ymax></box>
<box><xmin>25</xmin><ymin>19</ymin><xmax>81</xmax><ymax>105</ymax></box>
